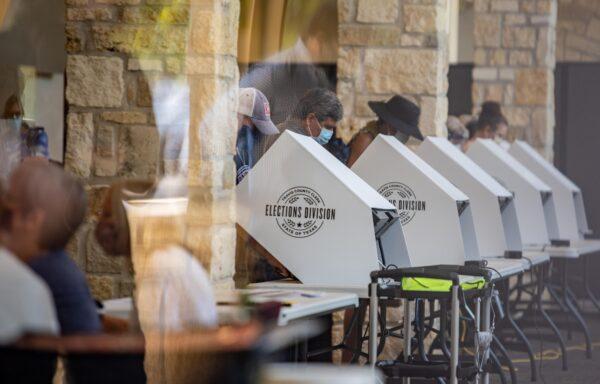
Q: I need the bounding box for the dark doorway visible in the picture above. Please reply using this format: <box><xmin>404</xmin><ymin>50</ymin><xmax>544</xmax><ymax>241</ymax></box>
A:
<box><xmin>555</xmin><ymin>62</ymin><xmax>600</xmax><ymax>294</ymax></box>
<box><xmin>448</xmin><ymin>63</ymin><xmax>474</xmax><ymax>116</ymax></box>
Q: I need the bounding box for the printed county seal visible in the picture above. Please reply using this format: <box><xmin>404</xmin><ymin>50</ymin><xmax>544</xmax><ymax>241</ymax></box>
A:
<box><xmin>378</xmin><ymin>182</ymin><xmax>426</xmax><ymax>226</ymax></box>
<box><xmin>264</xmin><ymin>186</ymin><xmax>336</xmax><ymax>238</ymax></box>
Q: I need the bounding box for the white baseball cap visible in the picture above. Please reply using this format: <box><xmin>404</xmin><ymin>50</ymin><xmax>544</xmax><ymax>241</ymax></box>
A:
<box><xmin>238</xmin><ymin>88</ymin><xmax>279</xmax><ymax>135</ymax></box>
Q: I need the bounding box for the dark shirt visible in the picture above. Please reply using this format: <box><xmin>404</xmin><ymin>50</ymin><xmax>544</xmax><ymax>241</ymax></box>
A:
<box><xmin>29</xmin><ymin>250</ymin><xmax>101</xmax><ymax>335</ymax></box>
<box><xmin>234</xmin><ymin>125</ymin><xmax>269</xmax><ymax>184</ymax></box>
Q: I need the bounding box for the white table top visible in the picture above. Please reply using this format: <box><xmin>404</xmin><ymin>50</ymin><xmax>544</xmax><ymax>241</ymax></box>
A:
<box><xmin>102</xmin><ymin>289</ymin><xmax>359</xmax><ymax>327</ymax></box>
<box><xmin>523</xmin><ymin>245</ymin><xmax>580</xmax><ymax>259</ymax></box>
<box><xmin>521</xmin><ymin>251</ymin><xmax>551</xmax><ymax>266</ymax></box>
<box><xmin>484</xmin><ymin>258</ymin><xmax>526</xmax><ymax>279</ymax></box>
<box><xmin>522</xmin><ymin>239</ymin><xmax>600</xmax><ymax>259</ymax></box>
<box><xmin>250</xmin><ymin>280</ymin><xmax>369</xmax><ymax>298</ymax></box>
<box><xmin>216</xmin><ymin>289</ymin><xmax>358</xmax><ymax>326</ymax></box>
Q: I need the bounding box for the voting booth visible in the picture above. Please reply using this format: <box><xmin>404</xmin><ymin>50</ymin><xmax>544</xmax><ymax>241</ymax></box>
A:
<box><xmin>351</xmin><ymin>135</ymin><xmax>479</xmax><ymax>267</ymax></box>
<box><xmin>467</xmin><ymin>139</ymin><xmax>558</xmax><ymax>248</ymax></box>
<box><xmin>417</xmin><ymin>137</ymin><xmax>522</xmax><ymax>258</ymax></box>
<box><xmin>236</xmin><ymin>131</ymin><xmax>410</xmax><ymax>287</ymax></box>
<box><xmin>509</xmin><ymin>140</ymin><xmax>591</xmax><ymax>240</ymax></box>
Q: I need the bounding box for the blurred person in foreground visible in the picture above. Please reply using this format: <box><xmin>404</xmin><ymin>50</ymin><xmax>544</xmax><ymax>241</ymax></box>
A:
<box><xmin>347</xmin><ymin>95</ymin><xmax>424</xmax><ymax>167</ymax></box>
<box><xmin>0</xmin><ymin>160</ymin><xmax>101</xmax><ymax>335</ymax></box>
<box><xmin>95</xmin><ymin>177</ymin><xmax>217</xmax><ymax>331</ymax></box>
<box><xmin>239</xmin><ymin>3</ymin><xmax>335</xmax><ymax>126</ymax></box>
<box><xmin>235</xmin><ymin>87</ymin><xmax>279</xmax><ymax>184</ymax></box>
<box><xmin>95</xmin><ymin>177</ymin><xmax>218</xmax><ymax>382</ymax></box>
<box><xmin>0</xmin><ymin>180</ymin><xmax>59</xmax><ymax>345</ymax></box>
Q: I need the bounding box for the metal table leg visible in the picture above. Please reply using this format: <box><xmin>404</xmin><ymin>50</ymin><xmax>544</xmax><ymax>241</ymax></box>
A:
<box><xmin>583</xmin><ymin>255</ymin><xmax>600</xmax><ymax>313</ymax></box>
<box><xmin>503</xmin><ymin>279</ymin><xmax>537</xmax><ymax>382</ymax></box>
<box><xmin>537</xmin><ymin>263</ymin><xmax>568</xmax><ymax>370</ymax></box>
<box><xmin>561</xmin><ymin>259</ymin><xmax>592</xmax><ymax>359</ymax></box>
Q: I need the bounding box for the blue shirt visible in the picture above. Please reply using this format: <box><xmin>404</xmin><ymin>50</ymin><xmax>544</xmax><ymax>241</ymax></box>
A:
<box><xmin>29</xmin><ymin>250</ymin><xmax>101</xmax><ymax>335</ymax></box>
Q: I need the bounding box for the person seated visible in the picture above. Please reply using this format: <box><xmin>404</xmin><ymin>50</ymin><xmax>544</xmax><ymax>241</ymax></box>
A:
<box><xmin>0</xmin><ymin>243</ymin><xmax>59</xmax><ymax>344</ymax></box>
<box><xmin>461</xmin><ymin>117</ymin><xmax>496</xmax><ymax>152</ymax></box>
<box><xmin>1</xmin><ymin>161</ymin><xmax>101</xmax><ymax>335</ymax></box>
<box><xmin>347</xmin><ymin>95</ymin><xmax>424</xmax><ymax>167</ymax></box>
<box><xmin>235</xmin><ymin>88</ymin><xmax>279</xmax><ymax>184</ymax></box>
<box><xmin>95</xmin><ymin>178</ymin><xmax>217</xmax><ymax>331</ymax></box>
<box><xmin>276</xmin><ymin>87</ymin><xmax>348</xmax><ymax>163</ymax></box>
<box><xmin>95</xmin><ymin>178</ymin><xmax>218</xmax><ymax>382</ymax></box>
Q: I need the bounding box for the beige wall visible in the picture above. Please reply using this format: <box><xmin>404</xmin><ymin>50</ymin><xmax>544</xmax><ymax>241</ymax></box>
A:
<box><xmin>64</xmin><ymin>0</ymin><xmax>239</xmax><ymax>299</ymax></box>
<box><xmin>556</xmin><ymin>0</ymin><xmax>600</xmax><ymax>62</ymax></box>
<box><xmin>337</xmin><ymin>0</ymin><xmax>450</xmax><ymax>141</ymax></box>
<box><xmin>471</xmin><ymin>0</ymin><xmax>557</xmax><ymax>159</ymax></box>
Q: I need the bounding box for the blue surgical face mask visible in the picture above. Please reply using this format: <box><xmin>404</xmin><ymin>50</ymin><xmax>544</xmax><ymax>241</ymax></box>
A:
<box><xmin>10</xmin><ymin>117</ymin><xmax>22</xmax><ymax>130</ymax></box>
<box><xmin>314</xmin><ymin>127</ymin><xmax>333</xmax><ymax>145</ymax></box>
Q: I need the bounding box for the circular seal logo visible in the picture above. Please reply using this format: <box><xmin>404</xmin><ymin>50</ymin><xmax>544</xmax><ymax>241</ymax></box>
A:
<box><xmin>378</xmin><ymin>182</ymin><xmax>425</xmax><ymax>226</ymax></box>
<box><xmin>267</xmin><ymin>186</ymin><xmax>336</xmax><ymax>238</ymax></box>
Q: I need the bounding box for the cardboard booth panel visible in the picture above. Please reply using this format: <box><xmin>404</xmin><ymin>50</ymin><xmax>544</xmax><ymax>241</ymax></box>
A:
<box><xmin>352</xmin><ymin>135</ymin><xmax>479</xmax><ymax>268</ymax></box>
<box><xmin>509</xmin><ymin>140</ymin><xmax>586</xmax><ymax>240</ymax></box>
<box><xmin>236</xmin><ymin>131</ymin><xmax>411</xmax><ymax>287</ymax></box>
<box><xmin>417</xmin><ymin>137</ymin><xmax>522</xmax><ymax>258</ymax></box>
<box><xmin>467</xmin><ymin>139</ymin><xmax>553</xmax><ymax>247</ymax></box>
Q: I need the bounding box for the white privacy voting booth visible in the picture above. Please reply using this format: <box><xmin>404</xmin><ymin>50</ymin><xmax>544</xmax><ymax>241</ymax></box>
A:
<box><xmin>352</xmin><ymin>135</ymin><xmax>479</xmax><ymax>268</ymax></box>
<box><xmin>467</xmin><ymin>139</ymin><xmax>558</xmax><ymax>248</ymax></box>
<box><xmin>417</xmin><ymin>137</ymin><xmax>522</xmax><ymax>258</ymax></box>
<box><xmin>236</xmin><ymin>131</ymin><xmax>410</xmax><ymax>288</ymax></box>
<box><xmin>509</xmin><ymin>140</ymin><xmax>590</xmax><ymax>240</ymax></box>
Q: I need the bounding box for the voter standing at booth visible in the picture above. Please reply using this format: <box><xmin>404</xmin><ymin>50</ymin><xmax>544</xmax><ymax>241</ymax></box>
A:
<box><xmin>346</xmin><ymin>95</ymin><xmax>424</xmax><ymax>167</ymax></box>
<box><xmin>235</xmin><ymin>88</ymin><xmax>279</xmax><ymax>184</ymax></box>
<box><xmin>480</xmin><ymin>101</ymin><xmax>511</xmax><ymax>150</ymax></box>
<box><xmin>276</xmin><ymin>87</ymin><xmax>348</xmax><ymax>163</ymax></box>
<box><xmin>461</xmin><ymin>117</ymin><xmax>496</xmax><ymax>152</ymax></box>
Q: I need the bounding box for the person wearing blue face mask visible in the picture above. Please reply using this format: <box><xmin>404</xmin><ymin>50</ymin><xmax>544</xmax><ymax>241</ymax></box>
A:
<box><xmin>273</xmin><ymin>87</ymin><xmax>348</xmax><ymax>163</ymax></box>
<box><xmin>2</xmin><ymin>95</ymin><xmax>49</xmax><ymax>159</ymax></box>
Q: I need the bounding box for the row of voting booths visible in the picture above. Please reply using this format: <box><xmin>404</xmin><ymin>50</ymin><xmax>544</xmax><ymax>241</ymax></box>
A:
<box><xmin>236</xmin><ymin>130</ymin><xmax>600</xmax><ymax>384</ymax></box>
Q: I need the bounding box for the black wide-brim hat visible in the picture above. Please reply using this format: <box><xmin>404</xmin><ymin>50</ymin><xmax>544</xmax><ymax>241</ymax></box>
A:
<box><xmin>368</xmin><ymin>95</ymin><xmax>424</xmax><ymax>141</ymax></box>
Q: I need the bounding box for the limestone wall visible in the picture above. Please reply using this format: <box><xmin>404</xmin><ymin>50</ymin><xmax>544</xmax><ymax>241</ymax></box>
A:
<box><xmin>556</xmin><ymin>0</ymin><xmax>600</xmax><ymax>62</ymax></box>
<box><xmin>472</xmin><ymin>0</ymin><xmax>557</xmax><ymax>159</ymax></box>
<box><xmin>64</xmin><ymin>0</ymin><xmax>239</xmax><ymax>299</ymax></box>
<box><xmin>336</xmin><ymin>0</ymin><xmax>450</xmax><ymax>141</ymax></box>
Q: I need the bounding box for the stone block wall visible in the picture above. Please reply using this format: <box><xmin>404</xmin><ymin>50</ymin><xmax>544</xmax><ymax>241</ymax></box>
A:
<box><xmin>556</xmin><ymin>0</ymin><xmax>600</xmax><ymax>62</ymax></box>
<box><xmin>64</xmin><ymin>0</ymin><xmax>239</xmax><ymax>299</ymax></box>
<box><xmin>472</xmin><ymin>0</ymin><xmax>557</xmax><ymax>158</ymax></box>
<box><xmin>336</xmin><ymin>0</ymin><xmax>450</xmax><ymax>142</ymax></box>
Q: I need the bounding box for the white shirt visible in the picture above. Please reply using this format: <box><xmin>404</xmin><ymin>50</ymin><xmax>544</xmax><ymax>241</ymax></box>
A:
<box><xmin>0</xmin><ymin>248</ymin><xmax>59</xmax><ymax>344</ymax></box>
<box><xmin>135</xmin><ymin>245</ymin><xmax>217</xmax><ymax>332</ymax></box>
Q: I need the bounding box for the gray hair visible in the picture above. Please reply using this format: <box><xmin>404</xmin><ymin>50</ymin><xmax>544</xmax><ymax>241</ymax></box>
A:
<box><xmin>292</xmin><ymin>88</ymin><xmax>344</xmax><ymax>122</ymax></box>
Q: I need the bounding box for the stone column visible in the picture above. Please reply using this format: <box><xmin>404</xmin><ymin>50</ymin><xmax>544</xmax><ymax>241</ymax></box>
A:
<box><xmin>337</xmin><ymin>0</ymin><xmax>450</xmax><ymax>141</ymax></box>
<box><xmin>185</xmin><ymin>0</ymin><xmax>240</xmax><ymax>288</ymax></box>
<box><xmin>472</xmin><ymin>0</ymin><xmax>557</xmax><ymax>159</ymax></box>
<box><xmin>64</xmin><ymin>0</ymin><xmax>240</xmax><ymax>296</ymax></box>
